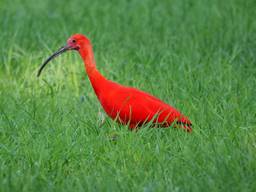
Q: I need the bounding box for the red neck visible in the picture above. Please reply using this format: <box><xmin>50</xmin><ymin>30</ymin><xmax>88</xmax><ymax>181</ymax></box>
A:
<box><xmin>78</xmin><ymin>44</ymin><xmax>107</xmax><ymax>96</ymax></box>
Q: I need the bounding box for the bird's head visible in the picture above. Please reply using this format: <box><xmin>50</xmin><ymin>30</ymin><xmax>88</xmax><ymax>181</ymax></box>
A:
<box><xmin>67</xmin><ymin>34</ymin><xmax>91</xmax><ymax>51</ymax></box>
<box><xmin>37</xmin><ymin>34</ymin><xmax>90</xmax><ymax>77</ymax></box>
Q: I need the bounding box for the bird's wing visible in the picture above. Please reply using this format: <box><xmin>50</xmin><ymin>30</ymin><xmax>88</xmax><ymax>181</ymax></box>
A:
<box><xmin>103</xmin><ymin>85</ymin><xmax>181</xmax><ymax>125</ymax></box>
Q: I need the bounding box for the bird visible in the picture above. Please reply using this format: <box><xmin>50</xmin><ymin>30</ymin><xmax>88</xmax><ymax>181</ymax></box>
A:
<box><xmin>37</xmin><ymin>34</ymin><xmax>192</xmax><ymax>132</ymax></box>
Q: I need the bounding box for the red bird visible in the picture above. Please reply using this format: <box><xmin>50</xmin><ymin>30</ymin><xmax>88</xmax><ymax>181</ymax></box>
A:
<box><xmin>37</xmin><ymin>34</ymin><xmax>192</xmax><ymax>132</ymax></box>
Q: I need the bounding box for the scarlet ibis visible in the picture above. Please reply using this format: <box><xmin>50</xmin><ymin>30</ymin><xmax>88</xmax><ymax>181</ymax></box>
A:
<box><xmin>37</xmin><ymin>34</ymin><xmax>192</xmax><ymax>132</ymax></box>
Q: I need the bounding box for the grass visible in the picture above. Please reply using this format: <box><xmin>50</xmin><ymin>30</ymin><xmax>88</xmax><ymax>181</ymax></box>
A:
<box><xmin>1</xmin><ymin>0</ymin><xmax>256</xmax><ymax>191</ymax></box>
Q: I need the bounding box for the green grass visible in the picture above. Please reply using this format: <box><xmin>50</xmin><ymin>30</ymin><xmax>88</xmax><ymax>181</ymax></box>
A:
<box><xmin>1</xmin><ymin>0</ymin><xmax>256</xmax><ymax>191</ymax></box>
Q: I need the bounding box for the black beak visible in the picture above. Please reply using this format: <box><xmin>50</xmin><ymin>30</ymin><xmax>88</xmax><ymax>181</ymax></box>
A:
<box><xmin>37</xmin><ymin>45</ymin><xmax>73</xmax><ymax>77</ymax></box>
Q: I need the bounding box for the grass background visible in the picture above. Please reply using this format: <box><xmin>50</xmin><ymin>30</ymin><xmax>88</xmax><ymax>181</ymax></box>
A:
<box><xmin>1</xmin><ymin>0</ymin><xmax>256</xmax><ymax>191</ymax></box>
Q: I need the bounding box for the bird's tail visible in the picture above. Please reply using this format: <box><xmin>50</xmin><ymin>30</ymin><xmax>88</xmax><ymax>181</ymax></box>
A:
<box><xmin>176</xmin><ymin>116</ymin><xmax>192</xmax><ymax>132</ymax></box>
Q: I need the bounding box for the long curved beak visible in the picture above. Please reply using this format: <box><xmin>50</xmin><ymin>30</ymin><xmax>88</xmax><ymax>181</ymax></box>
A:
<box><xmin>37</xmin><ymin>45</ymin><xmax>73</xmax><ymax>77</ymax></box>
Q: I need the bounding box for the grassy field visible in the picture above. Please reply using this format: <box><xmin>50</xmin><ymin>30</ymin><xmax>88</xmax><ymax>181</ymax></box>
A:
<box><xmin>1</xmin><ymin>0</ymin><xmax>256</xmax><ymax>191</ymax></box>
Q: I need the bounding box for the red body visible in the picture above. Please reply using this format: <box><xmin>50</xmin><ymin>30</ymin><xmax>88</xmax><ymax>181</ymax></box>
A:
<box><xmin>71</xmin><ymin>34</ymin><xmax>192</xmax><ymax>132</ymax></box>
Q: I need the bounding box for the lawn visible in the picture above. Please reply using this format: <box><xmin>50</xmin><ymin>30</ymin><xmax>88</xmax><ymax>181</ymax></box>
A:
<box><xmin>1</xmin><ymin>0</ymin><xmax>256</xmax><ymax>191</ymax></box>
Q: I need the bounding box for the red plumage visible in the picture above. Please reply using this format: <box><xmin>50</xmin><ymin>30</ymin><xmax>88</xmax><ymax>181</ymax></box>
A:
<box><xmin>38</xmin><ymin>34</ymin><xmax>192</xmax><ymax>132</ymax></box>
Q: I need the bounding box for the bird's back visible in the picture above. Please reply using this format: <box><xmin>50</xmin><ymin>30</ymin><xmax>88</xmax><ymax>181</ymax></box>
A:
<box><xmin>96</xmin><ymin>80</ymin><xmax>192</xmax><ymax>131</ymax></box>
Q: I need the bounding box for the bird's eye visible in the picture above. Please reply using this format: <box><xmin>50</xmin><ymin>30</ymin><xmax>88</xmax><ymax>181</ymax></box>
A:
<box><xmin>72</xmin><ymin>39</ymin><xmax>76</xmax><ymax>43</ymax></box>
